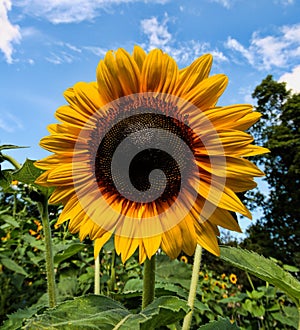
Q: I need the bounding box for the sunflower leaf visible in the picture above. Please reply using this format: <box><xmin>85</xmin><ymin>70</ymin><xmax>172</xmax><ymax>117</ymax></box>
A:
<box><xmin>220</xmin><ymin>246</ymin><xmax>300</xmax><ymax>305</ymax></box>
<box><xmin>12</xmin><ymin>158</ymin><xmax>54</xmax><ymax>197</ymax></box>
<box><xmin>54</xmin><ymin>243</ymin><xmax>86</xmax><ymax>266</ymax></box>
<box><xmin>0</xmin><ymin>169</ymin><xmax>13</xmax><ymax>190</ymax></box>
<box><xmin>0</xmin><ymin>144</ymin><xmax>29</xmax><ymax>151</ymax></box>
<box><xmin>0</xmin><ymin>257</ymin><xmax>28</xmax><ymax>276</ymax></box>
<box><xmin>198</xmin><ymin>317</ymin><xmax>240</xmax><ymax>329</ymax></box>
<box><xmin>116</xmin><ymin>296</ymin><xmax>189</xmax><ymax>330</ymax></box>
<box><xmin>23</xmin><ymin>295</ymin><xmax>189</xmax><ymax>330</ymax></box>
<box><xmin>24</xmin><ymin>295</ymin><xmax>129</xmax><ymax>329</ymax></box>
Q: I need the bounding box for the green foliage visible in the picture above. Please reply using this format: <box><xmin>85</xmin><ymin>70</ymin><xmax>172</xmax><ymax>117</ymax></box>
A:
<box><xmin>220</xmin><ymin>246</ymin><xmax>300</xmax><ymax>305</ymax></box>
<box><xmin>244</xmin><ymin>75</ymin><xmax>300</xmax><ymax>267</ymax></box>
<box><xmin>12</xmin><ymin>295</ymin><xmax>188</xmax><ymax>330</ymax></box>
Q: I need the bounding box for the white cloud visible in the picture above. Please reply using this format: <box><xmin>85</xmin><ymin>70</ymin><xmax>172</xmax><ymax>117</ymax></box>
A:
<box><xmin>208</xmin><ymin>0</ymin><xmax>233</xmax><ymax>8</ymax></box>
<box><xmin>140</xmin><ymin>15</ymin><xmax>172</xmax><ymax>49</ymax></box>
<box><xmin>225</xmin><ymin>37</ymin><xmax>254</xmax><ymax>65</ymax></box>
<box><xmin>0</xmin><ymin>112</ymin><xmax>23</xmax><ymax>133</ymax></box>
<box><xmin>140</xmin><ymin>14</ymin><xmax>228</xmax><ymax>66</ymax></box>
<box><xmin>279</xmin><ymin>65</ymin><xmax>300</xmax><ymax>93</ymax></box>
<box><xmin>274</xmin><ymin>0</ymin><xmax>294</xmax><ymax>5</ymax></box>
<box><xmin>83</xmin><ymin>46</ymin><xmax>107</xmax><ymax>57</ymax></box>
<box><xmin>0</xmin><ymin>0</ymin><xmax>21</xmax><ymax>63</ymax></box>
<box><xmin>15</xmin><ymin>0</ymin><xmax>170</xmax><ymax>24</ymax></box>
<box><xmin>226</xmin><ymin>23</ymin><xmax>300</xmax><ymax>70</ymax></box>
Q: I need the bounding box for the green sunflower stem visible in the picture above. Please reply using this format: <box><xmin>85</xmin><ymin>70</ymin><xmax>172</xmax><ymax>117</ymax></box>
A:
<box><xmin>1</xmin><ymin>153</ymin><xmax>22</xmax><ymax>170</ymax></box>
<box><xmin>182</xmin><ymin>244</ymin><xmax>202</xmax><ymax>330</ymax></box>
<box><xmin>37</xmin><ymin>195</ymin><xmax>57</xmax><ymax>308</ymax></box>
<box><xmin>94</xmin><ymin>253</ymin><xmax>100</xmax><ymax>295</ymax></box>
<box><xmin>142</xmin><ymin>255</ymin><xmax>156</xmax><ymax>309</ymax></box>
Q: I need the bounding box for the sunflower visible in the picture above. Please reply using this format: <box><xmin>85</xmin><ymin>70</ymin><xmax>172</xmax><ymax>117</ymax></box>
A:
<box><xmin>229</xmin><ymin>273</ymin><xmax>238</xmax><ymax>284</ymax></box>
<box><xmin>35</xmin><ymin>46</ymin><xmax>267</xmax><ymax>263</ymax></box>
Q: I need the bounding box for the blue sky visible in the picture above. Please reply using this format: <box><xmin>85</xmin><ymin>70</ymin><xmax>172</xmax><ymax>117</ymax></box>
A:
<box><xmin>0</xmin><ymin>0</ymin><xmax>300</xmax><ymax>231</ymax></box>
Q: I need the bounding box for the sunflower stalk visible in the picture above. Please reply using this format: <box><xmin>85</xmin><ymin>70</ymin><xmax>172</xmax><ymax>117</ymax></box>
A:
<box><xmin>37</xmin><ymin>195</ymin><xmax>57</xmax><ymax>308</ymax></box>
<box><xmin>108</xmin><ymin>250</ymin><xmax>116</xmax><ymax>293</ymax></box>
<box><xmin>142</xmin><ymin>255</ymin><xmax>156</xmax><ymax>309</ymax></box>
<box><xmin>1</xmin><ymin>153</ymin><xmax>22</xmax><ymax>170</ymax></box>
<box><xmin>94</xmin><ymin>253</ymin><xmax>100</xmax><ymax>295</ymax></box>
<box><xmin>182</xmin><ymin>244</ymin><xmax>202</xmax><ymax>330</ymax></box>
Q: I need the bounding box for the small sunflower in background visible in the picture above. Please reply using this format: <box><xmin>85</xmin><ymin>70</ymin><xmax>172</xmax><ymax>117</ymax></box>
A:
<box><xmin>35</xmin><ymin>46</ymin><xmax>267</xmax><ymax>263</ymax></box>
<box><xmin>229</xmin><ymin>273</ymin><xmax>238</xmax><ymax>284</ymax></box>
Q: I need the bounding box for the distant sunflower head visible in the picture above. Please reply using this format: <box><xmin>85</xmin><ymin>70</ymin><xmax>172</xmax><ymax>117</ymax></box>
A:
<box><xmin>35</xmin><ymin>46</ymin><xmax>268</xmax><ymax>263</ymax></box>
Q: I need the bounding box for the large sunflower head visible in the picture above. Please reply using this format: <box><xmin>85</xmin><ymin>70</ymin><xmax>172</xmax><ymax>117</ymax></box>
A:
<box><xmin>35</xmin><ymin>46</ymin><xmax>268</xmax><ymax>263</ymax></box>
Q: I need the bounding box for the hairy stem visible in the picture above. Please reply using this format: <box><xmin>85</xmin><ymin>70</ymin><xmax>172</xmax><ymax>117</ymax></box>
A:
<box><xmin>37</xmin><ymin>196</ymin><xmax>57</xmax><ymax>308</ymax></box>
<box><xmin>1</xmin><ymin>154</ymin><xmax>21</xmax><ymax>170</ymax></box>
<box><xmin>94</xmin><ymin>253</ymin><xmax>100</xmax><ymax>295</ymax></box>
<box><xmin>182</xmin><ymin>245</ymin><xmax>202</xmax><ymax>330</ymax></box>
<box><xmin>142</xmin><ymin>255</ymin><xmax>156</xmax><ymax>309</ymax></box>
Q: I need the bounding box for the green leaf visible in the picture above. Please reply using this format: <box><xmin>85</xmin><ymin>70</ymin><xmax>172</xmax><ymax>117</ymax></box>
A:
<box><xmin>24</xmin><ymin>295</ymin><xmax>189</xmax><ymax>330</ymax></box>
<box><xmin>123</xmin><ymin>278</ymin><xmax>143</xmax><ymax>293</ymax></box>
<box><xmin>25</xmin><ymin>295</ymin><xmax>129</xmax><ymax>329</ymax></box>
<box><xmin>272</xmin><ymin>306</ymin><xmax>299</xmax><ymax>329</ymax></box>
<box><xmin>198</xmin><ymin>317</ymin><xmax>240</xmax><ymax>329</ymax></box>
<box><xmin>117</xmin><ymin>296</ymin><xmax>189</xmax><ymax>330</ymax></box>
<box><xmin>246</xmin><ymin>290</ymin><xmax>265</xmax><ymax>300</ymax></box>
<box><xmin>0</xmin><ymin>169</ymin><xmax>13</xmax><ymax>190</ymax></box>
<box><xmin>1</xmin><ymin>258</ymin><xmax>28</xmax><ymax>276</ymax></box>
<box><xmin>220</xmin><ymin>246</ymin><xmax>300</xmax><ymax>304</ymax></box>
<box><xmin>2</xmin><ymin>305</ymin><xmax>45</xmax><ymax>330</ymax></box>
<box><xmin>13</xmin><ymin>158</ymin><xmax>43</xmax><ymax>184</ymax></box>
<box><xmin>0</xmin><ymin>214</ymin><xmax>20</xmax><ymax>228</ymax></box>
<box><xmin>54</xmin><ymin>243</ymin><xmax>86</xmax><ymax>265</ymax></box>
<box><xmin>12</xmin><ymin>158</ymin><xmax>53</xmax><ymax>196</ymax></box>
<box><xmin>283</xmin><ymin>264</ymin><xmax>300</xmax><ymax>272</ymax></box>
<box><xmin>0</xmin><ymin>144</ymin><xmax>28</xmax><ymax>151</ymax></box>
<box><xmin>251</xmin><ymin>304</ymin><xmax>265</xmax><ymax>318</ymax></box>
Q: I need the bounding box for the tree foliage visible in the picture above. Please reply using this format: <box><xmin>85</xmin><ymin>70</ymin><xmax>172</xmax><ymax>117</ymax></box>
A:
<box><xmin>242</xmin><ymin>75</ymin><xmax>300</xmax><ymax>267</ymax></box>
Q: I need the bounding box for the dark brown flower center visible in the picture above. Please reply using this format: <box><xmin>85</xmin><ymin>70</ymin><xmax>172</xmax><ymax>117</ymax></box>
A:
<box><xmin>91</xmin><ymin>96</ymin><xmax>196</xmax><ymax>207</ymax></box>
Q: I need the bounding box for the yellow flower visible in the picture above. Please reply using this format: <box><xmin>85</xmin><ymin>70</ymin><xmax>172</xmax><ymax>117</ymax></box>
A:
<box><xmin>29</xmin><ymin>229</ymin><xmax>37</xmax><ymax>236</ymax></box>
<box><xmin>1</xmin><ymin>233</ymin><xmax>11</xmax><ymax>241</ymax></box>
<box><xmin>35</xmin><ymin>46</ymin><xmax>267</xmax><ymax>263</ymax></box>
<box><xmin>180</xmin><ymin>255</ymin><xmax>188</xmax><ymax>263</ymax></box>
<box><xmin>229</xmin><ymin>273</ymin><xmax>238</xmax><ymax>284</ymax></box>
<box><xmin>221</xmin><ymin>273</ymin><xmax>226</xmax><ymax>279</ymax></box>
<box><xmin>11</xmin><ymin>180</ymin><xmax>18</xmax><ymax>186</ymax></box>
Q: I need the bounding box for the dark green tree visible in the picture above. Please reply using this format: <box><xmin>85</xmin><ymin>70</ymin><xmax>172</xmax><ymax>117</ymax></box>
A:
<box><xmin>242</xmin><ymin>75</ymin><xmax>300</xmax><ymax>267</ymax></box>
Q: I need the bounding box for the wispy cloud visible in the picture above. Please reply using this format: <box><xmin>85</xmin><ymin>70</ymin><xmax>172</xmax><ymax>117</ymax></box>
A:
<box><xmin>0</xmin><ymin>0</ymin><xmax>22</xmax><ymax>63</ymax></box>
<box><xmin>207</xmin><ymin>0</ymin><xmax>234</xmax><ymax>9</ymax></box>
<box><xmin>225</xmin><ymin>23</ymin><xmax>300</xmax><ymax>70</ymax></box>
<box><xmin>0</xmin><ymin>112</ymin><xmax>23</xmax><ymax>133</ymax></box>
<box><xmin>15</xmin><ymin>0</ymin><xmax>170</xmax><ymax>24</ymax></box>
<box><xmin>274</xmin><ymin>0</ymin><xmax>294</xmax><ymax>5</ymax></box>
<box><xmin>140</xmin><ymin>14</ymin><xmax>228</xmax><ymax>66</ymax></box>
<box><xmin>279</xmin><ymin>65</ymin><xmax>300</xmax><ymax>93</ymax></box>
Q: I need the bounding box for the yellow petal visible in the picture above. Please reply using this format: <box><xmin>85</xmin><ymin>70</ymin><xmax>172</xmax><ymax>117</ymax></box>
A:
<box><xmin>194</xmin><ymin>221</ymin><xmax>220</xmax><ymax>256</ymax></box>
<box><xmin>179</xmin><ymin>216</ymin><xmax>197</xmax><ymax>256</ymax></box>
<box><xmin>115</xmin><ymin>235</ymin><xmax>140</xmax><ymax>263</ymax></box>
<box><xmin>140</xmin><ymin>49</ymin><xmax>178</xmax><ymax>94</ymax></box>
<box><xmin>132</xmin><ymin>45</ymin><xmax>146</xmax><ymax>72</ymax></box>
<box><xmin>176</xmin><ymin>54</ymin><xmax>213</xmax><ymax>95</ymax></box>
<box><xmin>94</xmin><ymin>232</ymin><xmax>113</xmax><ymax>258</ymax></box>
<box><xmin>183</xmin><ymin>74</ymin><xmax>228</xmax><ymax>110</ymax></box>
<box><xmin>208</xmin><ymin>207</ymin><xmax>242</xmax><ymax>232</ymax></box>
<box><xmin>161</xmin><ymin>225</ymin><xmax>182</xmax><ymax>259</ymax></box>
<box><xmin>115</xmin><ymin>48</ymin><xmax>140</xmax><ymax>95</ymax></box>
